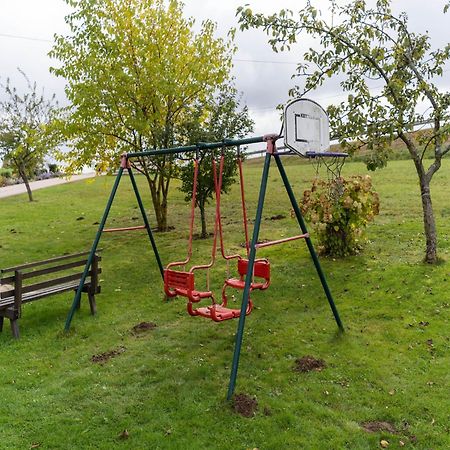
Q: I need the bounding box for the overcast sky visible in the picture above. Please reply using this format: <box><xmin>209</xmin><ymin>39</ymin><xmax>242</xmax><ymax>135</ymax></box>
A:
<box><xmin>1</xmin><ymin>0</ymin><xmax>449</xmax><ymax>136</ymax></box>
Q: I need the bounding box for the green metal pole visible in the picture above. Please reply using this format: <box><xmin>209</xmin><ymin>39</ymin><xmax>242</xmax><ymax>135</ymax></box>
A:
<box><xmin>127</xmin><ymin>167</ymin><xmax>164</xmax><ymax>279</ymax></box>
<box><xmin>126</xmin><ymin>135</ymin><xmax>266</xmax><ymax>158</ymax></box>
<box><xmin>273</xmin><ymin>154</ymin><xmax>344</xmax><ymax>331</ymax></box>
<box><xmin>227</xmin><ymin>151</ymin><xmax>272</xmax><ymax>401</ymax></box>
<box><xmin>64</xmin><ymin>167</ymin><xmax>125</xmax><ymax>331</ymax></box>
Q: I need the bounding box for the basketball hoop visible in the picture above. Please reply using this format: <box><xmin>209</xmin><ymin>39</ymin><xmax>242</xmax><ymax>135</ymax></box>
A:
<box><xmin>282</xmin><ymin>98</ymin><xmax>347</xmax><ymax>202</ymax></box>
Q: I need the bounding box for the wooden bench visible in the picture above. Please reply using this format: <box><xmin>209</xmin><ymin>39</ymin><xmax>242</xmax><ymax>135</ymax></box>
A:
<box><xmin>0</xmin><ymin>251</ymin><xmax>101</xmax><ymax>339</ymax></box>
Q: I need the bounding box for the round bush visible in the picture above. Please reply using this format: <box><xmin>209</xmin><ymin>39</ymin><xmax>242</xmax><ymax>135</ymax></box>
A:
<box><xmin>300</xmin><ymin>175</ymin><xmax>380</xmax><ymax>257</ymax></box>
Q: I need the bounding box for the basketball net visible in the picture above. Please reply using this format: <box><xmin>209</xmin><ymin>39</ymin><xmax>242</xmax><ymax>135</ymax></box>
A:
<box><xmin>310</xmin><ymin>153</ymin><xmax>346</xmax><ymax>203</ymax></box>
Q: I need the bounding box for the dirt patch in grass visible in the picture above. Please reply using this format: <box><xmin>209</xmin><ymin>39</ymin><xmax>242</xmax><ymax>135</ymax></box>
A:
<box><xmin>361</xmin><ymin>421</ymin><xmax>398</xmax><ymax>434</ymax></box>
<box><xmin>91</xmin><ymin>346</ymin><xmax>126</xmax><ymax>364</ymax></box>
<box><xmin>233</xmin><ymin>393</ymin><xmax>258</xmax><ymax>418</ymax></box>
<box><xmin>266</xmin><ymin>214</ymin><xmax>286</xmax><ymax>221</ymax></box>
<box><xmin>192</xmin><ymin>232</ymin><xmax>214</xmax><ymax>240</ymax></box>
<box><xmin>294</xmin><ymin>355</ymin><xmax>326</xmax><ymax>372</ymax></box>
<box><xmin>131</xmin><ymin>321</ymin><xmax>157</xmax><ymax>335</ymax></box>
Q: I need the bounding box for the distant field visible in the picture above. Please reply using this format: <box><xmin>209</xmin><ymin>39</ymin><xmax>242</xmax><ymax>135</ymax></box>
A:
<box><xmin>0</xmin><ymin>158</ymin><xmax>449</xmax><ymax>449</ymax></box>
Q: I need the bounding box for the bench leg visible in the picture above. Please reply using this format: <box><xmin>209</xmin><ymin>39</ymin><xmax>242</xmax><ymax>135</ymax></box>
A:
<box><xmin>0</xmin><ymin>316</ymin><xmax>4</xmax><ymax>332</ymax></box>
<box><xmin>88</xmin><ymin>293</ymin><xmax>97</xmax><ymax>315</ymax></box>
<box><xmin>10</xmin><ymin>319</ymin><xmax>20</xmax><ymax>339</ymax></box>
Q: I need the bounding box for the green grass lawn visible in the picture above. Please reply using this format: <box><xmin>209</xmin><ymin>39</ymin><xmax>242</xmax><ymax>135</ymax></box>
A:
<box><xmin>0</xmin><ymin>158</ymin><xmax>449</xmax><ymax>449</ymax></box>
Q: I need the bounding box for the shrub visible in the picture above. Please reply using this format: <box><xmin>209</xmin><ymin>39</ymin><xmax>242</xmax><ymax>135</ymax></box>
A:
<box><xmin>48</xmin><ymin>163</ymin><xmax>59</xmax><ymax>174</ymax></box>
<box><xmin>300</xmin><ymin>175</ymin><xmax>380</xmax><ymax>257</ymax></box>
<box><xmin>0</xmin><ymin>168</ymin><xmax>13</xmax><ymax>179</ymax></box>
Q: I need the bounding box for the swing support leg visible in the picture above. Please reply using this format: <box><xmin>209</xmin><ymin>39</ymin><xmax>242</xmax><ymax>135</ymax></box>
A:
<box><xmin>65</xmin><ymin>156</ymin><xmax>165</xmax><ymax>331</ymax></box>
<box><xmin>274</xmin><ymin>153</ymin><xmax>344</xmax><ymax>331</ymax></box>
<box><xmin>127</xmin><ymin>167</ymin><xmax>164</xmax><ymax>278</ymax></box>
<box><xmin>65</xmin><ymin>166</ymin><xmax>125</xmax><ymax>331</ymax></box>
<box><xmin>227</xmin><ymin>151</ymin><xmax>272</xmax><ymax>401</ymax></box>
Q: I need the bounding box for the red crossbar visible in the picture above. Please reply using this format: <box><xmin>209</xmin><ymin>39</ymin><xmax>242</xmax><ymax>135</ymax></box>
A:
<box><xmin>103</xmin><ymin>225</ymin><xmax>147</xmax><ymax>233</ymax></box>
<box><xmin>254</xmin><ymin>233</ymin><xmax>309</xmax><ymax>249</ymax></box>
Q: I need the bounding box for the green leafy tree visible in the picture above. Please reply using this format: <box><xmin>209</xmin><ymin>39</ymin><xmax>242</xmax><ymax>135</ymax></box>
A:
<box><xmin>0</xmin><ymin>70</ymin><xmax>60</xmax><ymax>202</ymax></box>
<box><xmin>179</xmin><ymin>84</ymin><xmax>254</xmax><ymax>238</ymax></box>
<box><xmin>238</xmin><ymin>0</ymin><xmax>450</xmax><ymax>263</ymax></box>
<box><xmin>50</xmin><ymin>0</ymin><xmax>233</xmax><ymax>231</ymax></box>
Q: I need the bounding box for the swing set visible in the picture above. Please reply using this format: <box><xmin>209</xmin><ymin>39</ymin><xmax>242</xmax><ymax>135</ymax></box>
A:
<box><xmin>64</xmin><ymin>98</ymin><xmax>347</xmax><ymax>400</ymax></box>
<box><xmin>164</xmin><ymin>148</ymin><xmax>271</xmax><ymax>322</ymax></box>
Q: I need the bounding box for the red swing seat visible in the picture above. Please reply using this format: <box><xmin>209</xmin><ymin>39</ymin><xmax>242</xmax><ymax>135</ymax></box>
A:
<box><xmin>164</xmin><ymin>269</ymin><xmax>213</xmax><ymax>303</ymax></box>
<box><xmin>189</xmin><ymin>300</ymin><xmax>253</xmax><ymax>322</ymax></box>
<box><xmin>223</xmin><ymin>258</ymin><xmax>270</xmax><ymax>292</ymax></box>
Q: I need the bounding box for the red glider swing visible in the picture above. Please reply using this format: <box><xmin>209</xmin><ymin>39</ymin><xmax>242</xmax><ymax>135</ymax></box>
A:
<box><xmin>164</xmin><ymin>149</ymin><xmax>270</xmax><ymax>322</ymax></box>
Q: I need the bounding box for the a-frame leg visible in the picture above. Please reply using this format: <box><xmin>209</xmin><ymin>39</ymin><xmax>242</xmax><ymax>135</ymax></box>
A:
<box><xmin>127</xmin><ymin>167</ymin><xmax>164</xmax><ymax>279</ymax></box>
<box><xmin>273</xmin><ymin>153</ymin><xmax>344</xmax><ymax>331</ymax></box>
<box><xmin>227</xmin><ymin>151</ymin><xmax>272</xmax><ymax>400</ymax></box>
<box><xmin>64</xmin><ymin>165</ymin><xmax>126</xmax><ymax>331</ymax></box>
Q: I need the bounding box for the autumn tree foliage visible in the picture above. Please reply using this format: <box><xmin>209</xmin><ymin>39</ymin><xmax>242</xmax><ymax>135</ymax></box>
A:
<box><xmin>51</xmin><ymin>0</ymin><xmax>234</xmax><ymax>230</ymax></box>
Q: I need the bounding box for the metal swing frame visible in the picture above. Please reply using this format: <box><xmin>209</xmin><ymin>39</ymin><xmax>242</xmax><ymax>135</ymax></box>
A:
<box><xmin>64</xmin><ymin>133</ymin><xmax>344</xmax><ymax>401</ymax></box>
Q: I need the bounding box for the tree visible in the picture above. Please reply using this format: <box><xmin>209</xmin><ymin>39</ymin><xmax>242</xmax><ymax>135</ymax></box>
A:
<box><xmin>0</xmin><ymin>70</ymin><xmax>59</xmax><ymax>202</ymax></box>
<box><xmin>50</xmin><ymin>0</ymin><xmax>233</xmax><ymax>231</ymax></box>
<box><xmin>238</xmin><ymin>0</ymin><xmax>450</xmax><ymax>263</ymax></box>
<box><xmin>179</xmin><ymin>84</ymin><xmax>254</xmax><ymax>238</ymax></box>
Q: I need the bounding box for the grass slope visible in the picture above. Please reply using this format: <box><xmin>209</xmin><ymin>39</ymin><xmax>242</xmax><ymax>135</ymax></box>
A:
<box><xmin>0</xmin><ymin>159</ymin><xmax>449</xmax><ymax>449</ymax></box>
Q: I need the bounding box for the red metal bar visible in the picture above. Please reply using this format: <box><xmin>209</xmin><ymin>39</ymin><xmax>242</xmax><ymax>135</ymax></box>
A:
<box><xmin>103</xmin><ymin>225</ymin><xmax>147</xmax><ymax>233</ymax></box>
<box><xmin>238</xmin><ymin>155</ymin><xmax>250</xmax><ymax>258</ymax></box>
<box><xmin>216</xmin><ymin>153</ymin><xmax>244</xmax><ymax>261</ymax></box>
<box><xmin>190</xmin><ymin>156</ymin><xmax>220</xmax><ymax>272</ymax></box>
<box><xmin>254</xmin><ymin>233</ymin><xmax>309</xmax><ymax>249</ymax></box>
<box><xmin>166</xmin><ymin>158</ymin><xmax>199</xmax><ymax>270</ymax></box>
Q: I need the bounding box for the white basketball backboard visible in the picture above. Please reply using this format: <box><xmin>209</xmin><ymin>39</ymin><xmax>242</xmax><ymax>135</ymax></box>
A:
<box><xmin>283</xmin><ymin>98</ymin><xmax>330</xmax><ymax>156</ymax></box>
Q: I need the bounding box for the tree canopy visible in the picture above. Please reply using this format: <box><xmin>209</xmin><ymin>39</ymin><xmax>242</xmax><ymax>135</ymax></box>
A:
<box><xmin>238</xmin><ymin>0</ymin><xmax>450</xmax><ymax>263</ymax></box>
<box><xmin>50</xmin><ymin>0</ymin><xmax>234</xmax><ymax>230</ymax></box>
<box><xmin>179</xmin><ymin>83</ymin><xmax>254</xmax><ymax>238</ymax></box>
<box><xmin>0</xmin><ymin>70</ymin><xmax>60</xmax><ymax>201</ymax></box>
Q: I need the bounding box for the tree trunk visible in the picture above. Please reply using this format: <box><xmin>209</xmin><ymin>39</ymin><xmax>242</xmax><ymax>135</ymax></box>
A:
<box><xmin>145</xmin><ymin>173</ymin><xmax>169</xmax><ymax>231</ymax></box>
<box><xmin>199</xmin><ymin>200</ymin><xmax>208</xmax><ymax>239</ymax></box>
<box><xmin>19</xmin><ymin>168</ymin><xmax>33</xmax><ymax>202</ymax></box>
<box><xmin>404</xmin><ymin>138</ymin><xmax>439</xmax><ymax>264</ymax></box>
<box><xmin>418</xmin><ymin>177</ymin><xmax>438</xmax><ymax>263</ymax></box>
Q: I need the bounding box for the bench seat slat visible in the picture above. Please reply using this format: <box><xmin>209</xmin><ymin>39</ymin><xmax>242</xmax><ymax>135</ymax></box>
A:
<box><xmin>0</xmin><ymin>279</ymin><xmax>93</xmax><ymax>308</ymax></box>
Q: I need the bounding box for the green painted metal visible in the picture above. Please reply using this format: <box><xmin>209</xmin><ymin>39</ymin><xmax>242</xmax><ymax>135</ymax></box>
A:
<box><xmin>65</xmin><ymin>167</ymin><xmax>125</xmax><ymax>331</ymax></box>
<box><xmin>273</xmin><ymin>153</ymin><xmax>344</xmax><ymax>331</ymax></box>
<box><xmin>227</xmin><ymin>151</ymin><xmax>272</xmax><ymax>400</ymax></box>
<box><xmin>126</xmin><ymin>136</ymin><xmax>266</xmax><ymax>159</ymax></box>
<box><xmin>127</xmin><ymin>168</ymin><xmax>164</xmax><ymax>279</ymax></box>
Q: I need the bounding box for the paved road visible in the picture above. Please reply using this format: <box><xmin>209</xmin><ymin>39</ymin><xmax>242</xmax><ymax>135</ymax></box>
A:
<box><xmin>0</xmin><ymin>173</ymin><xmax>96</xmax><ymax>199</ymax></box>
